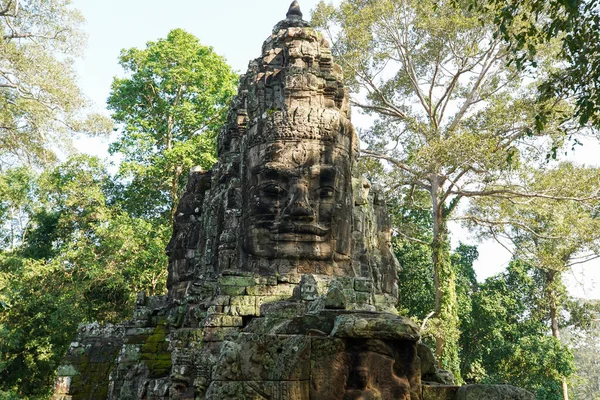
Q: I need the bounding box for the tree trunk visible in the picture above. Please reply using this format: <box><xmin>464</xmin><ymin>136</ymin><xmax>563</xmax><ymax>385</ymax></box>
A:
<box><xmin>546</xmin><ymin>270</ymin><xmax>569</xmax><ymax>400</ymax></box>
<box><xmin>169</xmin><ymin>169</ymin><xmax>181</xmax><ymax>224</ymax></box>
<box><xmin>430</xmin><ymin>176</ymin><xmax>460</xmax><ymax>380</ymax></box>
<box><xmin>165</xmin><ymin>120</ymin><xmax>179</xmax><ymax>225</ymax></box>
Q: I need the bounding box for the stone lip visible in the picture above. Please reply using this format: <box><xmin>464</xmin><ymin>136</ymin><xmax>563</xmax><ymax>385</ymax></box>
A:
<box><xmin>456</xmin><ymin>384</ymin><xmax>535</xmax><ymax>400</ymax></box>
<box><xmin>330</xmin><ymin>312</ymin><xmax>420</xmax><ymax>341</ymax></box>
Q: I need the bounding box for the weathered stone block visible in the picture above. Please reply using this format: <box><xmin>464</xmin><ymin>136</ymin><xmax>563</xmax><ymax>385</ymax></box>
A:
<box><xmin>205</xmin><ymin>381</ymin><xmax>245</xmax><ymax>399</ymax></box>
<box><xmin>117</xmin><ymin>344</ymin><xmax>141</xmax><ymax>363</ymax></box>
<box><xmin>456</xmin><ymin>384</ymin><xmax>535</xmax><ymax>400</ymax></box>
<box><xmin>331</xmin><ymin>314</ymin><xmax>420</xmax><ymax>340</ymax></box>
<box><xmin>219</xmin><ymin>285</ymin><xmax>246</xmax><ymax>296</ymax></box>
<box><xmin>244</xmin><ymin>380</ymin><xmax>310</xmax><ymax>400</ymax></box>
<box><xmin>219</xmin><ymin>275</ymin><xmax>256</xmax><ymax>287</ymax></box>
<box><xmin>259</xmin><ymin>301</ymin><xmax>307</xmax><ymax>318</ymax></box>
<box><xmin>324</xmin><ymin>286</ymin><xmax>346</xmax><ymax>309</ymax></box>
<box><xmin>298</xmin><ymin>274</ymin><xmax>319</xmax><ymax>301</ymax></box>
<box><xmin>203</xmin><ymin>314</ymin><xmax>244</xmax><ymax>327</ymax></box>
<box><xmin>246</xmin><ymin>283</ymin><xmax>296</xmax><ymax>296</ymax></box>
<box><xmin>125</xmin><ymin>327</ymin><xmax>155</xmax><ymax>337</ymax></box>
<box><xmin>354</xmin><ymin>277</ymin><xmax>374</xmax><ymax>292</ymax></box>
<box><xmin>220</xmin><ymin>334</ymin><xmax>312</xmax><ymax>382</ymax></box>
<box><xmin>423</xmin><ymin>384</ymin><xmax>460</xmax><ymax>400</ymax></box>
<box><xmin>310</xmin><ymin>337</ymin><xmax>349</xmax><ymax>399</ymax></box>
<box><xmin>255</xmin><ymin>295</ymin><xmax>290</xmax><ymax>311</ymax></box>
<box><xmin>203</xmin><ymin>327</ymin><xmax>238</xmax><ymax>342</ymax></box>
<box><xmin>227</xmin><ymin>304</ymin><xmax>258</xmax><ymax>316</ymax></box>
<box><xmin>354</xmin><ymin>291</ymin><xmax>372</xmax><ymax>305</ymax></box>
<box><xmin>230</xmin><ymin>296</ymin><xmax>256</xmax><ymax>307</ymax></box>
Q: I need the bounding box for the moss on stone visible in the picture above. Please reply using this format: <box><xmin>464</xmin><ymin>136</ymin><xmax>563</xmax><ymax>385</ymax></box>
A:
<box><xmin>139</xmin><ymin>324</ymin><xmax>172</xmax><ymax>379</ymax></box>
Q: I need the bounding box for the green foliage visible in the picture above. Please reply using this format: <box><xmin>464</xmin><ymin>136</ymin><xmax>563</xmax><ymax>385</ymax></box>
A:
<box><xmin>0</xmin><ymin>156</ymin><xmax>169</xmax><ymax>396</ymax></box>
<box><xmin>466</xmin><ymin>163</ymin><xmax>600</xmax><ymax>399</ymax></box>
<box><xmin>0</xmin><ymin>257</ymin><xmax>81</xmax><ymax>397</ymax></box>
<box><xmin>461</xmin><ymin>260</ymin><xmax>574</xmax><ymax>399</ymax></box>
<box><xmin>0</xmin><ymin>0</ymin><xmax>111</xmax><ymax>167</ymax></box>
<box><xmin>107</xmin><ymin>28</ymin><xmax>238</xmax><ymax>220</ymax></box>
<box><xmin>565</xmin><ymin>307</ymin><xmax>600</xmax><ymax>400</ymax></box>
<box><xmin>0</xmin><ymin>166</ymin><xmax>34</xmax><ymax>249</ymax></box>
<box><xmin>430</xmin><ymin>235</ymin><xmax>461</xmax><ymax>379</ymax></box>
<box><xmin>0</xmin><ymin>26</ymin><xmax>238</xmax><ymax>396</ymax></box>
<box><xmin>395</xmin><ymin>240</ymin><xmax>435</xmax><ymax>319</ymax></box>
<box><xmin>395</xmin><ymin>233</ymin><xmax>478</xmax><ymax>382</ymax></box>
<box><xmin>467</xmin><ymin>163</ymin><xmax>600</xmax><ymax>275</ymax></box>
<box><xmin>0</xmin><ymin>390</ymin><xmax>20</xmax><ymax>400</ymax></box>
<box><xmin>481</xmin><ymin>0</ymin><xmax>600</xmax><ymax>128</ymax></box>
<box><xmin>312</xmin><ymin>0</ymin><xmax>576</xmax><ymax>373</ymax></box>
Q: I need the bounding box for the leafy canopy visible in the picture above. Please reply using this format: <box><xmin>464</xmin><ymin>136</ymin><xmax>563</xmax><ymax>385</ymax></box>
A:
<box><xmin>107</xmin><ymin>28</ymin><xmax>238</xmax><ymax>220</ymax></box>
<box><xmin>312</xmin><ymin>0</ymin><xmax>574</xmax><ymax>377</ymax></box>
<box><xmin>0</xmin><ymin>0</ymin><xmax>110</xmax><ymax>168</ymax></box>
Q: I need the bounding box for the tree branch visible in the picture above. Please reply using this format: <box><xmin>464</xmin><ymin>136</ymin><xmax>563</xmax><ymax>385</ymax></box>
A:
<box><xmin>360</xmin><ymin>148</ymin><xmax>415</xmax><ymax>175</ymax></box>
<box><xmin>0</xmin><ymin>0</ymin><xmax>16</xmax><ymax>17</ymax></box>
<box><xmin>458</xmin><ymin>215</ymin><xmax>564</xmax><ymax>240</ymax></box>
<box><xmin>451</xmin><ymin>187</ymin><xmax>600</xmax><ymax>202</ymax></box>
<box><xmin>395</xmin><ymin>229</ymin><xmax>431</xmax><ymax>246</ymax></box>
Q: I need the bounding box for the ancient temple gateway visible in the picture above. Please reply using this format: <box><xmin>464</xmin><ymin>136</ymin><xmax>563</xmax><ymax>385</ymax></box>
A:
<box><xmin>53</xmin><ymin>3</ymin><xmax>534</xmax><ymax>400</ymax></box>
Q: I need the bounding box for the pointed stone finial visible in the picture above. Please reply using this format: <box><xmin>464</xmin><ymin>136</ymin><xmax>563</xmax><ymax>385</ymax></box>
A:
<box><xmin>286</xmin><ymin>1</ymin><xmax>303</xmax><ymax>19</ymax></box>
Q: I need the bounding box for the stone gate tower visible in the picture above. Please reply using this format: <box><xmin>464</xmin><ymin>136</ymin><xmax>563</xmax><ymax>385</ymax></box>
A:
<box><xmin>166</xmin><ymin>1</ymin><xmax>399</xmax><ymax>304</ymax></box>
<box><xmin>53</xmin><ymin>3</ymin><xmax>532</xmax><ymax>400</ymax></box>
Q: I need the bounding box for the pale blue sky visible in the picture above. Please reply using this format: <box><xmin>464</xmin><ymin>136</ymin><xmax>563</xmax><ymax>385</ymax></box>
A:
<box><xmin>69</xmin><ymin>0</ymin><xmax>600</xmax><ymax>299</ymax></box>
<box><xmin>73</xmin><ymin>0</ymin><xmax>327</xmax><ymax>110</ymax></box>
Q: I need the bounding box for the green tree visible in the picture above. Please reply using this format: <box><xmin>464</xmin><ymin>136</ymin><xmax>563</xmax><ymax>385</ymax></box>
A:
<box><xmin>0</xmin><ymin>0</ymin><xmax>110</xmax><ymax>167</ymax></box>
<box><xmin>461</xmin><ymin>260</ymin><xmax>574</xmax><ymax>400</ymax></box>
<box><xmin>107</xmin><ymin>28</ymin><xmax>238</xmax><ymax>221</ymax></box>
<box><xmin>391</xmin><ymin>192</ymin><xmax>478</xmax><ymax>326</ymax></box>
<box><xmin>479</xmin><ymin>0</ymin><xmax>600</xmax><ymax>128</ymax></box>
<box><xmin>0</xmin><ymin>256</ymin><xmax>83</xmax><ymax>397</ymax></box>
<box><xmin>564</xmin><ymin>301</ymin><xmax>600</xmax><ymax>400</ymax></box>
<box><xmin>466</xmin><ymin>163</ymin><xmax>600</xmax><ymax>399</ymax></box>
<box><xmin>312</xmin><ymin>0</ymin><xmax>573</xmax><ymax>376</ymax></box>
<box><xmin>0</xmin><ymin>156</ymin><xmax>168</xmax><ymax>396</ymax></box>
<box><xmin>395</xmin><ymin>238</ymin><xmax>479</xmax><ymax>363</ymax></box>
<box><xmin>0</xmin><ymin>166</ymin><xmax>33</xmax><ymax>249</ymax></box>
<box><xmin>24</xmin><ymin>155</ymin><xmax>169</xmax><ymax>313</ymax></box>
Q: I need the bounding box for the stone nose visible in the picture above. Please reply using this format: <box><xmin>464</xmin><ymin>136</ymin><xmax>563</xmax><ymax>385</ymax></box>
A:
<box><xmin>284</xmin><ymin>184</ymin><xmax>314</xmax><ymax>218</ymax></box>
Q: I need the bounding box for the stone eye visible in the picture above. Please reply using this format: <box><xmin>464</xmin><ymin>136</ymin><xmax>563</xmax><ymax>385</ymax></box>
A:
<box><xmin>317</xmin><ymin>186</ymin><xmax>335</xmax><ymax>199</ymax></box>
<box><xmin>261</xmin><ymin>183</ymin><xmax>286</xmax><ymax>197</ymax></box>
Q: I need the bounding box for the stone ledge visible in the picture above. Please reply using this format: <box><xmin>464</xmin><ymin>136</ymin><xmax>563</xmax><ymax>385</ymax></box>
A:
<box><xmin>456</xmin><ymin>384</ymin><xmax>535</xmax><ymax>400</ymax></box>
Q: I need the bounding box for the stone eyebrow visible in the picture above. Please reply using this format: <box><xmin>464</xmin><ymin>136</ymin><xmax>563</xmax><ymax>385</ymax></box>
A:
<box><xmin>251</xmin><ymin>164</ymin><xmax>338</xmax><ymax>177</ymax></box>
<box><xmin>253</xmin><ymin>163</ymin><xmax>298</xmax><ymax>178</ymax></box>
<box><xmin>310</xmin><ymin>165</ymin><xmax>337</xmax><ymax>176</ymax></box>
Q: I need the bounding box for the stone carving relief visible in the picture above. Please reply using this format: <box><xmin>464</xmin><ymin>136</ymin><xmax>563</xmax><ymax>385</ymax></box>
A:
<box><xmin>242</xmin><ymin>139</ymin><xmax>351</xmax><ymax>262</ymax></box>
<box><xmin>51</xmin><ymin>3</ymin><xmax>460</xmax><ymax>400</ymax></box>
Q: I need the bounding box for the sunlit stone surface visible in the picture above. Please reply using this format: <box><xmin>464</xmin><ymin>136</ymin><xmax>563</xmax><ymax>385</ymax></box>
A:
<box><xmin>52</xmin><ymin>3</ymin><xmax>533</xmax><ymax>400</ymax></box>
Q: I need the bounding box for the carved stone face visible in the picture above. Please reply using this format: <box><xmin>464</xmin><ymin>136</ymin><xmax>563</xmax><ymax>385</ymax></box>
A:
<box><xmin>356</xmin><ymin>367</ymin><xmax>370</xmax><ymax>389</ymax></box>
<box><xmin>242</xmin><ymin>140</ymin><xmax>351</xmax><ymax>260</ymax></box>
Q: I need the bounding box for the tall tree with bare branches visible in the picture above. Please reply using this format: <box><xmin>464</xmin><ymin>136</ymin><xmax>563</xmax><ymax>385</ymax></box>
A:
<box><xmin>312</xmin><ymin>0</ymin><xmax>585</xmax><ymax>378</ymax></box>
<box><xmin>0</xmin><ymin>0</ymin><xmax>109</xmax><ymax>168</ymax></box>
